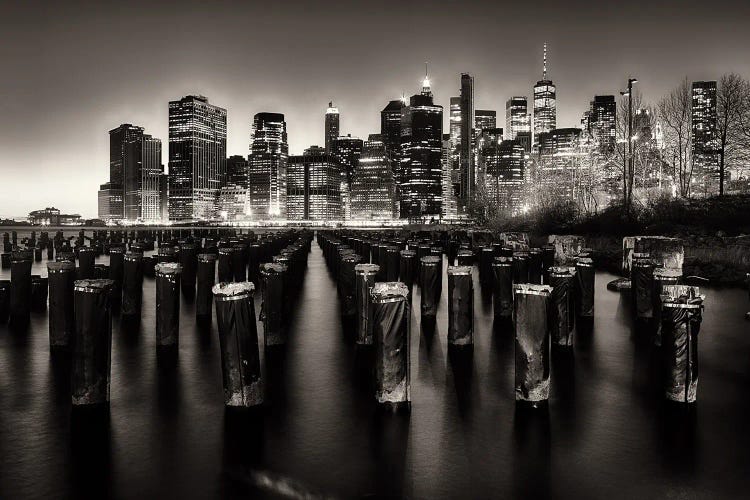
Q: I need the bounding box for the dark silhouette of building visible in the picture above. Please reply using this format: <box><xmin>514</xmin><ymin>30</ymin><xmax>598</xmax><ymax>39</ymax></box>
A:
<box><xmin>474</xmin><ymin>109</ymin><xmax>496</xmax><ymax>132</ymax></box>
<box><xmin>381</xmin><ymin>99</ymin><xmax>403</xmax><ymax>208</ymax></box>
<box><xmin>248</xmin><ymin>112</ymin><xmax>288</xmax><ymax>219</ymax></box>
<box><xmin>168</xmin><ymin>95</ymin><xmax>227</xmax><ymax>221</ymax></box>
<box><xmin>99</xmin><ymin>123</ymin><xmax>144</xmax><ymax>221</ymax></box>
<box><xmin>459</xmin><ymin>72</ymin><xmax>475</xmax><ymax>206</ymax></box>
<box><xmin>399</xmin><ymin>77</ymin><xmax>443</xmax><ymax>219</ymax></box>
<box><xmin>226</xmin><ymin>155</ymin><xmax>249</xmax><ymax>188</ymax></box>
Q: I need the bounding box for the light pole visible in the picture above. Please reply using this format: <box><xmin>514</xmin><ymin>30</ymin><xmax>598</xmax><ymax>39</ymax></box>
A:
<box><xmin>620</xmin><ymin>77</ymin><xmax>638</xmax><ymax>209</ymax></box>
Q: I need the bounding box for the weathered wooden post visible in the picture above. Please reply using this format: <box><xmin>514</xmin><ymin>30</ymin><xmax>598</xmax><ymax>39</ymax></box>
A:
<box><xmin>121</xmin><ymin>252</ymin><xmax>143</xmax><ymax>317</ymax></box>
<box><xmin>77</xmin><ymin>247</ymin><xmax>97</xmax><ymax>279</ymax></box>
<box><xmin>0</xmin><ymin>280</ymin><xmax>10</xmax><ymax>324</ymax></box>
<box><xmin>72</xmin><ymin>279</ymin><xmax>115</xmax><ymax>406</ymax></box>
<box><xmin>48</xmin><ymin>261</ymin><xmax>76</xmax><ymax>349</ymax></box>
<box><xmin>260</xmin><ymin>263</ymin><xmax>287</xmax><ymax>347</ymax></box>
<box><xmin>575</xmin><ymin>257</ymin><xmax>595</xmax><ymax>318</ymax></box>
<box><xmin>652</xmin><ymin>268</ymin><xmax>682</xmax><ymax>345</ymax></box>
<box><xmin>631</xmin><ymin>257</ymin><xmax>654</xmax><ymax>321</ymax></box>
<box><xmin>179</xmin><ymin>242</ymin><xmax>198</xmax><ymax>295</ymax></box>
<box><xmin>371</xmin><ymin>282</ymin><xmax>410</xmax><ymax>411</ymax></box>
<box><xmin>399</xmin><ymin>250</ymin><xmax>417</xmax><ymax>291</ymax></box>
<box><xmin>154</xmin><ymin>263</ymin><xmax>181</xmax><ymax>348</ymax></box>
<box><xmin>493</xmin><ymin>256</ymin><xmax>514</xmax><ymax>319</ymax></box>
<box><xmin>447</xmin><ymin>266</ymin><xmax>473</xmax><ymax>347</ymax></box>
<box><xmin>9</xmin><ymin>252</ymin><xmax>32</xmax><ymax>327</ymax></box>
<box><xmin>108</xmin><ymin>245</ymin><xmax>125</xmax><ymax>303</ymax></box>
<box><xmin>661</xmin><ymin>285</ymin><xmax>705</xmax><ymax>403</ymax></box>
<box><xmin>514</xmin><ymin>284</ymin><xmax>552</xmax><ymax>405</ymax></box>
<box><xmin>419</xmin><ymin>256</ymin><xmax>442</xmax><ymax>321</ymax></box>
<box><xmin>355</xmin><ymin>263</ymin><xmax>379</xmax><ymax>345</ymax></box>
<box><xmin>218</xmin><ymin>247</ymin><xmax>234</xmax><ymax>283</ymax></box>
<box><xmin>213</xmin><ymin>282</ymin><xmax>263</xmax><ymax>407</ymax></box>
<box><xmin>196</xmin><ymin>254</ymin><xmax>217</xmax><ymax>321</ymax></box>
<box><xmin>548</xmin><ymin>267</ymin><xmax>575</xmax><ymax>347</ymax></box>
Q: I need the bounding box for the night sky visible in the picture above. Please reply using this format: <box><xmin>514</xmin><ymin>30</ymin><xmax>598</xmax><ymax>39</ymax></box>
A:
<box><xmin>2</xmin><ymin>0</ymin><xmax>749</xmax><ymax>218</ymax></box>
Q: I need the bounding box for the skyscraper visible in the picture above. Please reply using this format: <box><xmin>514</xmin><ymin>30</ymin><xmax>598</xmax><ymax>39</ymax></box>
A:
<box><xmin>474</xmin><ymin>110</ymin><xmax>496</xmax><ymax>132</ymax></box>
<box><xmin>99</xmin><ymin>123</ymin><xmax>145</xmax><ymax>221</ymax></box>
<box><xmin>287</xmin><ymin>146</ymin><xmax>342</xmax><ymax>220</ymax></box>
<box><xmin>167</xmin><ymin>95</ymin><xmax>227</xmax><ymax>221</ymax></box>
<box><xmin>459</xmin><ymin>73</ymin><xmax>475</xmax><ymax>205</ymax></box>
<box><xmin>505</xmin><ymin>97</ymin><xmax>530</xmax><ymax>141</ymax></box>
<box><xmin>331</xmin><ymin>134</ymin><xmax>363</xmax><ymax>220</ymax></box>
<box><xmin>226</xmin><ymin>155</ymin><xmax>250</xmax><ymax>188</ymax></box>
<box><xmin>441</xmin><ymin>133</ymin><xmax>458</xmax><ymax>218</ymax></box>
<box><xmin>350</xmin><ymin>135</ymin><xmax>395</xmax><ymax>220</ymax></box>
<box><xmin>691</xmin><ymin>81</ymin><xmax>719</xmax><ymax>193</ymax></box>
<box><xmin>381</xmin><ymin>99</ymin><xmax>403</xmax><ymax>193</ymax></box>
<box><xmin>325</xmin><ymin>101</ymin><xmax>340</xmax><ymax>154</ymax></box>
<box><xmin>124</xmin><ymin>134</ymin><xmax>163</xmax><ymax>222</ymax></box>
<box><xmin>533</xmin><ymin>43</ymin><xmax>556</xmax><ymax>147</ymax></box>
<box><xmin>588</xmin><ymin>95</ymin><xmax>617</xmax><ymax>155</ymax></box>
<box><xmin>484</xmin><ymin>140</ymin><xmax>526</xmax><ymax>214</ymax></box>
<box><xmin>248</xmin><ymin>112</ymin><xmax>288</xmax><ymax>219</ymax></box>
<box><xmin>448</xmin><ymin>97</ymin><xmax>462</xmax><ymax>208</ymax></box>
<box><xmin>399</xmin><ymin>75</ymin><xmax>443</xmax><ymax>219</ymax></box>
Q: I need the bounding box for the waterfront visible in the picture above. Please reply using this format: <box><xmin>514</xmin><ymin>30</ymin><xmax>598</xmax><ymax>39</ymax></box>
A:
<box><xmin>1</xmin><ymin>235</ymin><xmax>749</xmax><ymax>498</ymax></box>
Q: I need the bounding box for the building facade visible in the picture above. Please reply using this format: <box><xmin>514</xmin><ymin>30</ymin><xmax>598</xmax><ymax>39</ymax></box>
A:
<box><xmin>474</xmin><ymin>109</ymin><xmax>496</xmax><ymax>132</ymax></box>
<box><xmin>483</xmin><ymin>140</ymin><xmax>525</xmax><ymax>214</ymax></box>
<box><xmin>381</xmin><ymin>99</ymin><xmax>403</xmax><ymax>205</ymax></box>
<box><xmin>325</xmin><ymin>101</ymin><xmax>340</xmax><ymax>154</ymax></box>
<box><xmin>167</xmin><ymin>95</ymin><xmax>227</xmax><ymax>221</ymax></box>
<box><xmin>287</xmin><ymin>146</ymin><xmax>342</xmax><ymax>221</ymax></box>
<box><xmin>226</xmin><ymin>155</ymin><xmax>250</xmax><ymax>189</ymax></box>
<box><xmin>506</xmin><ymin>97</ymin><xmax>530</xmax><ymax>144</ymax></box>
<box><xmin>588</xmin><ymin>95</ymin><xmax>617</xmax><ymax>155</ymax></box>
<box><xmin>248</xmin><ymin>112</ymin><xmax>288</xmax><ymax>219</ymax></box>
<box><xmin>459</xmin><ymin>73</ymin><xmax>475</xmax><ymax>206</ymax></box>
<box><xmin>99</xmin><ymin>123</ymin><xmax>145</xmax><ymax>221</ymax></box>
<box><xmin>124</xmin><ymin>134</ymin><xmax>163</xmax><ymax>222</ymax></box>
<box><xmin>691</xmin><ymin>81</ymin><xmax>719</xmax><ymax>194</ymax></box>
<box><xmin>399</xmin><ymin>82</ymin><xmax>443</xmax><ymax>219</ymax></box>
<box><xmin>350</xmin><ymin>135</ymin><xmax>395</xmax><ymax>220</ymax></box>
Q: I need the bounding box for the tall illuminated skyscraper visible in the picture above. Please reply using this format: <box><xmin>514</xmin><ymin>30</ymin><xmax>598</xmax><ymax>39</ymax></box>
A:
<box><xmin>474</xmin><ymin>110</ymin><xmax>496</xmax><ymax>132</ymax></box>
<box><xmin>325</xmin><ymin>101</ymin><xmax>339</xmax><ymax>154</ymax></box>
<box><xmin>331</xmin><ymin>134</ymin><xmax>363</xmax><ymax>220</ymax></box>
<box><xmin>226</xmin><ymin>155</ymin><xmax>250</xmax><ymax>188</ymax></box>
<box><xmin>381</xmin><ymin>99</ymin><xmax>403</xmax><ymax>196</ymax></box>
<box><xmin>99</xmin><ymin>123</ymin><xmax>145</xmax><ymax>221</ymax></box>
<box><xmin>533</xmin><ymin>43</ymin><xmax>556</xmax><ymax>147</ymax></box>
<box><xmin>124</xmin><ymin>134</ymin><xmax>163</xmax><ymax>222</ymax></box>
<box><xmin>287</xmin><ymin>146</ymin><xmax>341</xmax><ymax>220</ymax></box>
<box><xmin>691</xmin><ymin>81</ymin><xmax>719</xmax><ymax>193</ymax></box>
<box><xmin>350</xmin><ymin>135</ymin><xmax>395</xmax><ymax>220</ymax></box>
<box><xmin>448</xmin><ymin>97</ymin><xmax>462</xmax><ymax>206</ymax></box>
<box><xmin>588</xmin><ymin>95</ymin><xmax>617</xmax><ymax>154</ymax></box>
<box><xmin>399</xmin><ymin>75</ymin><xmax>443</xmax><ymax>218</ymax></box>
<box><xmin>484</xmin><ymin>140</ymin><xmax>525</xmax><ymax>214</ymax></box>
<box><xmin>167</xmin><ymin>95</ymin><xmax>227</xmax><ymax>221</ymax></box>
<box><xmin>459</xmin><ymin>72</ymin><xmax>475</xmax><ymax>205</ymax></box>
<box><xmin>248</xmin><ymin>112</ymin><xmax>288</xmax><ymax>219</ymax></box>
<box><xmin>505</xmin><ymin>97</ymin><xmax>530</xmax><ymax>140</ymax></box>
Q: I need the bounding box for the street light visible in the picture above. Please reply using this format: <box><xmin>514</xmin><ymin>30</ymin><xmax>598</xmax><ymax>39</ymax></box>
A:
<box><xmin>621</xmin><ymin>77</ymin><xmax>638</xmax><ymax>209</ymax></box>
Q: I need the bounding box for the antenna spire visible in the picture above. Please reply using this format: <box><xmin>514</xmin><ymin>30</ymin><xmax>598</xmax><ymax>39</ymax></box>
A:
<box><xmin>543</xmin><ymin>42</ymin><xmax>548</xmax><ymax>80</ymax></box>
<box><xmin>422</xmin><ymin>61</ymin><xmax>432</xmax><ymax>96</ymax></box>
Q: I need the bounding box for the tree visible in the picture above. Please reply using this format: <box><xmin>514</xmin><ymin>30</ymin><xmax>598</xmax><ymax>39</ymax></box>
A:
<box><xmin>716</xmin><ymin>73</ymin><xmax>749</xmax><ymax>195</ymax></box>
<box><xmin>658</xmin><ymin>78</ymin><xmax>693</xmax><ymax>198</ymax></box>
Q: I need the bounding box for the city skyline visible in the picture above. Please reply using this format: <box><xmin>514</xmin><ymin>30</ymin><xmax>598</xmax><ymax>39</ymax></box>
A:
<box><xmin>3</xmin><ymin>0</ymin><xmax>750</xmax><ymax>218</ymax></box>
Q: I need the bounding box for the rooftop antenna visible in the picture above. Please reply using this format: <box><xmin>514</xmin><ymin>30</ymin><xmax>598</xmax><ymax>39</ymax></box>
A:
<box><xmin>543</xmin><ymin>42</ymin><xmax>548</xmax><ymax>80</ymax></box>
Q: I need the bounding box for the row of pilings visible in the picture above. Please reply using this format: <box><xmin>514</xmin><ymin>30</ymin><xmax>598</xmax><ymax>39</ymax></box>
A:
<box><xmin>0</xmin><ymin>227</ymin><xmax>314</xmax><ymax>410</ymax></box>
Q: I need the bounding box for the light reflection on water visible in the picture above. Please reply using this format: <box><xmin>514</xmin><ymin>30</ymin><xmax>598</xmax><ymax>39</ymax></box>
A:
<box><xmin>0</xmin><ymin>230</ymin><xmax>749</xmax><ymax>498</ymax></box>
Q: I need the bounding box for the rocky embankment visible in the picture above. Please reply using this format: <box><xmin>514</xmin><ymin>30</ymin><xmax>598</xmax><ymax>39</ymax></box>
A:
<box><xmin>566</xmin><ymin>234</ymin><xmax>750</xmax><ymax>286</ymax></box>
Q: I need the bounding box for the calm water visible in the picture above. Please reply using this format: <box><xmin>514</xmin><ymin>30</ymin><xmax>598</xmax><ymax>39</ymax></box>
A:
<box><xmin>1</xmin><ymin>234</ymin><xmax>749</xmax><ymax>499</ymax></box>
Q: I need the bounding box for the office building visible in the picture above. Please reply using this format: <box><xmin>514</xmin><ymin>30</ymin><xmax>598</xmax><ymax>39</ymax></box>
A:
<box><xmin>248</xmin><ymin>112</ymin><xmax>288</xmax><ymax>219</ymax></box>
<box><xmin>168</xmin><ymin>95</ymin><xmax>227</xmax><ymax>221</ymax></box>
<box><xmin>399</xmin><ymin>76</ymin><xmax>443</xmax><ymax>219</ymax></box>
<box><xmin>287</xmin><ymin>146</ymin><xmax>342</xmax><ymax>220</ymax></box>
<box><xmin>124</xmin><ymin>134</ymin><xmax>163</xmax><ymax>222</ymax></box>
<box><xmin>506</xmin><ymin>97</ymin><xmax>530</xmax><ymax>143</ymax></box>
<box><xmin>325</xmin><ymin>101</ymin><xmax>340</xmax><ymax>154</ymax></box>
<box><xmin>474</xmin><ymin>109</ymin><xmax>496</xmax><ymax>132</ymax></box>
<box><xmin>459</xmin><ymin>72</ymin><xmax>475</xmax><ymax>205</ymax></box>
<box><xmin>533</xmin><ymin>43</ymin><xmax>556</xmax><ymax>146</ymax></box>
<box><xmin>350</xmin><ymin>135</ymin><xmax>395</xmax><ymax>220</ymax></box>
<box><xmin>691</xmin><ymin>81</ymin><xmax>719</xmax><ymax>193</ymax></box>
<box><xmin>588</xmin><ymin>95</ymin><xmax>617</xmax><ymax>154</ymax></box>
<box><xmin>226</xmin><ymin>155</ymin><xmax>250</xmax><ymax>188</ymax></box>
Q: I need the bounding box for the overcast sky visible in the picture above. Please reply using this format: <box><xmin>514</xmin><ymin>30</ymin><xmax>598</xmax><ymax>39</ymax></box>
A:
<box><xmin>2</xmin><ymin>0</ymin><xmax>749</xmax><ymax>218</ymax></box>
